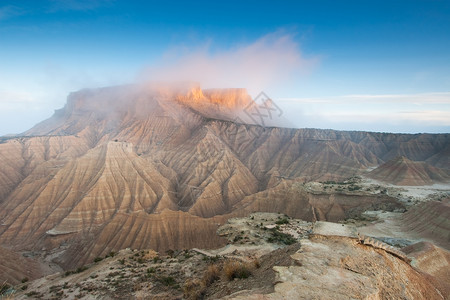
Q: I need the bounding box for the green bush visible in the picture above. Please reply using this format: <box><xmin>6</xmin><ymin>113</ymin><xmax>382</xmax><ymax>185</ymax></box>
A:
<box><xmin>76</xmin><ymin>266</ymin><xmax>88</xmax><ymax>273</ymax></box>
<box><xmin>267</xmin><ymin>228</ymin><xmax>296</xmax><ymax>245</ymax></box>
<box><xmin>157</xmin><ymin>276</ymin><xmax>176</xmax><ymax>286</ymax></box>
<box><xmin>275</xmin><ymin>218</ymin><xmax>289</xmax><ymax>225</ymax></box>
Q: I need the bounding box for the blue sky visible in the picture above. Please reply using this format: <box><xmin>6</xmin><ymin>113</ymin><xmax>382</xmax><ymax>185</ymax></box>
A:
<box><xmin>1</xmin><ymin>0</ymin><xmax>449</xmax><ymax>134</ymax></box>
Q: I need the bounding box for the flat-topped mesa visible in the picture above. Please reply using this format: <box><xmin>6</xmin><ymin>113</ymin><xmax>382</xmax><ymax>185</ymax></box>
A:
<box><xmin>202</xmin><ymin>88</ymin><xmax>253</xmax><ymax>109</ymax></box>
<box><xmin>176</xmin><ymin>86</ymin><xmax>253</xmax><ymax>114</ymax></box>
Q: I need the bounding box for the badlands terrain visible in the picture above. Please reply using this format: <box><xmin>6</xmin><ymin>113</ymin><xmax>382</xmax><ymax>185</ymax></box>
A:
<box><xmin>0</xmin><ymin>84</ymin><xmax>449</xmax><ymax>299</ymax></box>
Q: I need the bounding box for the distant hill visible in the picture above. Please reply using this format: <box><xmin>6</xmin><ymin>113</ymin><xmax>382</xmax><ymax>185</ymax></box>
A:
<box><xmin>369</xmin><ymin>156</ymin><xmax>450</xmax><ymax>185</ymax></box>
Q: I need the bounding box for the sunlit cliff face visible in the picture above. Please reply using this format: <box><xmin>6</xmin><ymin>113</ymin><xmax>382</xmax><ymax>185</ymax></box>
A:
<box><xmin>176</xmin><ymin>86</ymin><xmax>253</xmax><ymax>110</ymax></box>
<box><xmin>171</xmin><ymin>84</ymin><xmax>291</xmax><ymax>127</ymax></box>
<box><xmin>52</xmin><ymin>83</ymin><xmax>256</xmax><ymax>126</ymax></box>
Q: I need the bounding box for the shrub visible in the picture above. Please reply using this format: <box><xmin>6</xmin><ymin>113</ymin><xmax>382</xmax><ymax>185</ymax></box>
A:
<box><xmin>348</xmin><ymin>185</ymin><xmax>361</xmax><ymax>191</ymax></box>
<box><xmin>0</xmin><ymin>283</ymin><xmax>11</xmax><ymax>294</ymax></box>
<box><xmin>253</xmin><ymin>258</ymin><xmax>261</xmax><ymax>269</ymax></box>
<box><xmin>76</xmin><ymin>266</ymin><xmax>88</xmax><ymax>273</ymax></box>
<box><xmin>202</xmin><ymin>255</ymin><xmax>220</xmax><ymax>263</ymax></box>
<box><xmin>267</xmin><ymin>228</ymin><xmax>296</xmax><ymax>245</ymax></box>
<box><xmin>157</xmin><ymin>276</ymin><xmax>176</xmax><ymax>286</ymax></box>
<box><xmin>94</xmin><ymin>257</ymin><xmax>103</xmax><ymax>263</ymax></box>
<box><xmin>275</xmin><ymin>218</ymin><xmax>289</xmax><ymax>225</ymax></box>
<box><xmin>183</xmin><ymin>278</ymin><xmax>204</xmax><ymax>300</ymax></box>
<box><xmin>223</xmin><ymin>260</ymin><xmax>252</xmax><ymax>280</ymax></box>
<box><xmin>166</xmin><ymin>249</ymin><xmax>175</xmax><ymax>257</ymax></box>
<box><xmin>25</xmin><ymin>291</ymin><xmax>39</xmax><ymax>297</ymax></box>
<box><xmin>203</xmin><ymin>264</ymin><xmax>220</xmax><ymax>286</ymax></box>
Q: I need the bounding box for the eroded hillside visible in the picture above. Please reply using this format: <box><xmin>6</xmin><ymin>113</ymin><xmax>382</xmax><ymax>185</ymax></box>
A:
<box><xmin>0</xmin><ymin>84</ymin><xmax>449</xmax><ymax>277</ymax></box>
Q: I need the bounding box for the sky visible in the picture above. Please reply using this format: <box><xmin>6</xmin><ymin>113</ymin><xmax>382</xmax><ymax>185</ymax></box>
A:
<box><xmin>0</xmin><ymin>0</ymin><xmax>449</xmax><ymax>135</ymax></box>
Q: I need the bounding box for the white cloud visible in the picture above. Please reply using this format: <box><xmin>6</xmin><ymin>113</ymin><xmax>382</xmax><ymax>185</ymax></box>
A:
<box><xmin>140</xmin><ymin>32</ymin><xmax>318</xmax><ymax>96</ymax></box>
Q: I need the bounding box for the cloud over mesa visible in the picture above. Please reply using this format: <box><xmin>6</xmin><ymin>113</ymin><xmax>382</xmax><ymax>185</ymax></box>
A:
<box><xmin>140</xmin><ymin>32</ymin><xmax>317</xmax><ymax>96</ymax></box>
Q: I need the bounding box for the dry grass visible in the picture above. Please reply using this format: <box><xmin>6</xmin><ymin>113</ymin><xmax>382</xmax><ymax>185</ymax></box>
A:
<box><xmin>183</xmin><ymin>258</ymin><xmax>256</xmax><ymax>299</ymax></box>
<box><xmin>203</xmin><ymin>264</ymin><xmax>220</xmax><ymax>286</ymax></box>
<box><xmin>183</xmin><ymin>263</ymin><xmax>221</xmax><ymax>299</ymax></box>
<box><xmin>253</xmin><ymin>258</ymin><xmax>261</xmax><ymax>269</ymax></box>
<box><xmin>142</xmin><ymin>249</ymin><xmax>158</xmax><ymax>260</ymax></box>
<box><xmin>223</xmin><ymin>260</ymin><xmax>252</xmax><ymax>281</ymax></box>
<box><xmin>182</xmin><ymin>278</ymin><xmax>204</xmax><ymax>300</ymax></box>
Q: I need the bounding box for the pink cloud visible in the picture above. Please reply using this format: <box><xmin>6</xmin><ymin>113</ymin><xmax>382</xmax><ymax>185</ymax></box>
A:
<box><xmin>140</xmin><ymin>32</ymin><xmax>318</xmax><ymax>96</ymax></box>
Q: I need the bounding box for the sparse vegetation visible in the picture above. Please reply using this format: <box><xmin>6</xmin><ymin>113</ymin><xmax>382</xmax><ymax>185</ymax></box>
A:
<box><xmin>183</xmin><ymin>278</ymin><xmax>204</xmax><ymax>300</ymax></box>
<box><xmin>64</xmin><ymin>265</ymin><xmax>89</xmax><ymax>276</ymax></box>
<box><xmin>267</xmin><ymin>228</ymin><xmax>297</xmax><ymax>245</ymax></box>
<box><xmin>25</xmin><ymin>291</ymin><xmax>40</xmax><ymax>297</ymax></box>
<box><xmin>202</xmin><ymin>255</ymin><xmax>220</xmax><ymax>263</ymax></box>
<box><xmin>223</xmin><ymin>260</ymin><xmax>252</xmax><ymax>280</ymax></box>
<box><xmin>76</xmin><ymin>266</ymin><xmax>88</xmax><ymax>273</ymax></box>
<box><xmin>348</xmin><ymin>185</ymin><xmax>361</xmax><ymax>191</ymax></box>
<box><xmin>253</xmin><ymin>258</ymin><xmax>261</xmax><ymax>269</ymax></box>
<box><xmin>157</xmin><ymin>275</ymin><xmax>177</xmax><ymax>286</ymax></box>
<box><xmin>203</xmin><ymin>264</ymin><xmax>220</xmax><ymax>286</ymax></box>
<box><xmin>94</xmin><ymin>257</ymin><xmax>103</xmax><ymax>263</ymax></box>
<box><xmin>0</xmin><ymin>282</ymin><xmax>11</xmax><ymax>295</ymax></box>
<box><xmin>275</xmin><ymin>217</ymin><xmax>289</xmax><ymax>225</ymax></box>
<box><xmin>166</xmin><ymin>249</ymin><xmax>175</xmax><ymax>257</ymax></box>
